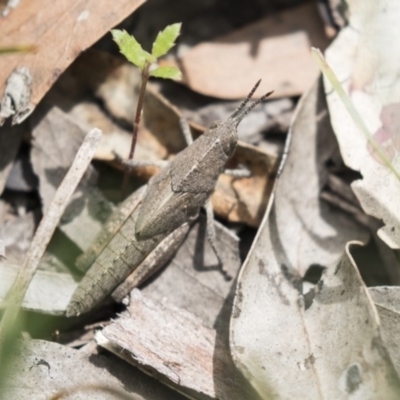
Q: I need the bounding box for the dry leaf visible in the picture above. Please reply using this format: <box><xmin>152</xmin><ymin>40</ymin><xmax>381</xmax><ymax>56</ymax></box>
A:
<box><xmin>31</xmin><ymin>106</ymin><xmax>94</xmax><ymax>209</ymax></box>
<box><xmin>174</xmin><ymin>1</ymin><xmax>330</xmax><ymax>99</ymax></box>
<box><xmin>0</xmin><ymin>212</ymin><xmax>36</xmax><ymax>264</ymax></box>
<box><xmin>0</xmin><ymin>0</ymin><xmax>145</xmax><ymax>124</ymax></box>
<box><xmin>248</xmin><ymin>79</ymin><xmax>367</xmax><ymax>277</ymax></box>
<box><xmin>0</xmin><ymin>239</ymin><xmax>5</xmax><ymax>259</ymax></box>
<box><xmin>369</xmin><ymin>286</ymin><xmax>400</xmax><ymax>376</ymax></box>
<box><xmin>0</xmin><ymin>262</ymin><xmax>76</xmax><ymax>315</ymax></box>
<box><xmin>2</xmin><ymin>339</ymin><xmax>183</xmax><ymax>400</ymax></box>
<box><xmin>323</xmin><ymin>0</ymin><xmax>400</xmax><ymax>248</ymax></box>
<box><xmin>231</xmin><ymin>239</ymin><xmax>400</xmax><ymax>398</ymax></box>
<box><xmin>229</xmin><ymin>80</ymin><xmax>396</xmax><ymax>399</ymax></box>
<box><xmin>30</xmin><ymin>105</ymin><xmax>114</xmax><ymax>250</ymax></box>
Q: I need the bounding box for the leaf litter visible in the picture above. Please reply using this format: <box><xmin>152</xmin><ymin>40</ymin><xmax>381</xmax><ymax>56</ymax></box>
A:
<box><xmin>0</xmin><ymin>0</ymin><xmax>145</xmax><ymax>124</ymax></box>
<box><xmin>1</xmin><ymin>1</ymin><xmax>400</xmax><ymax>399</ymax></box>
<box><xmin>323</xmin><ymin>0</ymin><xmax>400</xmax><ymax>249</ymax></box>
<box><xmin>229</xmin><ymin>79</ymin><xmax>399</xmax><ymax>399</ymax></box>
<box><xmin>168</xmin><ymin>1</ymin><xmax>331</xmax><ymax>99</ymax></box>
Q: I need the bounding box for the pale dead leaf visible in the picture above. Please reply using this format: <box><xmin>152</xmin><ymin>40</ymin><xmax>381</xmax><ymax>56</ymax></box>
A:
<box><xmin>252</xmin><ymin>79</ymin><xmax>367</xmax><ymax>277</ymax></box>
<box><xmin>323</xmin><ymin>0</ymin><xmax>400</xmax><ymax>248</ymax></box>
<box><xmin>229</xmin><ymin>80</ymin><xmax>397</xmax><ymax>399</ymax></box>
<box><xmin>0</xmin><ymin>0</ymin><xmax>145</xmax><ymax>124</ymax></box>
<box><xmin>0</xmin><ymin>199</ymin><xmax>11</xmax><ymax>228</ymax></box>
<box><xmin>0</xmin><ymin>212</ymin><xmax>36</xmax><ymax>264</ymax></box>
<box><xmin>231</xmin><ymin>239</ymin><xmax>400</xmax><ymax>398</ymax></box>
<box><xmin>31</xmin><ymin>106</ymin><xmax>93</xmax><ymax>210</ymax></box>
<box><xmin>30</xmin><ymin>105</ymin><xmax>114</xmax><ymax>250</ymax></box>
<box><xmin>2</xmin><ymin>339</ymin><xmax>183</xmax><ymax>400</ymax></box>
<box><xmin>174</xmin><ymin>1</ymin><xmax>330</xmax><ymax>99</ymax></box>
<box><xmin>369</xmin><ymin>286</ymin><xmax>400</xmax><ymax>376</ymax></box>
<box><xmin>0</xmin><ymin>262</ymin><xmax>76</xmax><ymax>315</ymax></box>
<box><xmin>0</xmin><ymin>240</ymin><xmax>5</xmax><ymax>259</ymax></box>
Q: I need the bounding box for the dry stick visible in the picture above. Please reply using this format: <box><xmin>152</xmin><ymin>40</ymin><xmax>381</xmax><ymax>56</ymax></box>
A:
<box><xmin>121</xmin><ymin>61</ymin><xmax>151</xmax><ymax>198</ymax></box>
<box><xmin>0</xmin><ymin>128</ymin><xmax>102</xmax><ymax>344</ymax></box>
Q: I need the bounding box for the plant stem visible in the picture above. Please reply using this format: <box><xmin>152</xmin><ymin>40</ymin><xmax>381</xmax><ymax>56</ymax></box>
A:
<box><xmin>122</xmin><ymin>61</ymin><xmax>151</xmax><ymax>198</ymax></box>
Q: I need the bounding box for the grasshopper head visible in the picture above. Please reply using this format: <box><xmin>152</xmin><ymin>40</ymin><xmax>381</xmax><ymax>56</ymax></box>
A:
<box><xmin>216</xmin><ymin>80</ymin><xmax>273</xmax><ymax>156</ymax></box>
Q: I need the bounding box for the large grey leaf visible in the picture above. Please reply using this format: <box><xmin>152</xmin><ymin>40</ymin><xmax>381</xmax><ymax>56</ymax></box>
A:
<box><xmin>229</xmin><ymin>79</ymin><xmax>398</xmax><ymax>399</ymax></box>
<box><xmin>323</xmin><ymin>0</ymin><xmax>400</xmax><ymax>248</ymax></box>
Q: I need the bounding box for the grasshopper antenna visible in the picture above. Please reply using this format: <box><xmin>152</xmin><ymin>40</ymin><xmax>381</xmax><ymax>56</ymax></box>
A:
<box><xmin>230</xmin><ymin>79</ymin><xmax>262</xmax><ymax>119</ymax></box>
<box><xmin>229</xmin><ymin>80</ymin><xmax>274</xmax><ymax>125</ymax></box>
<box><xmin>238</xmin><ymin>90</ymin><xmax>274</xmax><ymax>120</ymax></box>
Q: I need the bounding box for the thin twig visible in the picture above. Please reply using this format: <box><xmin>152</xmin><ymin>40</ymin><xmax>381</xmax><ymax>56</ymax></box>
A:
<box><xmin>122</xmin><ymin>61</ymin><xmax>151</xmax><ymax>198</ymax></box>
<box><xmin>0</xmin><ymin>128</ymin><xmax>101</xmax><ymax>345</ymax></box>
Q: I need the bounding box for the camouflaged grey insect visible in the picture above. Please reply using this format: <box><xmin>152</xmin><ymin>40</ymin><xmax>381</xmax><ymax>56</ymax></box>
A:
<box><xmin>66</xmin><ymin>80</ymin><xmax>272</xmax><ymax>317</ymax></box>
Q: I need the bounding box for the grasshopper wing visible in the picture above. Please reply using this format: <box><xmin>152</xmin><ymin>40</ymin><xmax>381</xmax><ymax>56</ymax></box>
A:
<box><xmin>76</xmin><ymin>187</ymin><xmax>145</xmax><ymax>272</ymax></box>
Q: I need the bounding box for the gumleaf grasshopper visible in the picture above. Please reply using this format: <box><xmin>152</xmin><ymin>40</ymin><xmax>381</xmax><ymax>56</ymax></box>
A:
<box><xmin>66</xmin><ymin>80</ymin><xmax>272</xmax><ymax>317</ymax></box>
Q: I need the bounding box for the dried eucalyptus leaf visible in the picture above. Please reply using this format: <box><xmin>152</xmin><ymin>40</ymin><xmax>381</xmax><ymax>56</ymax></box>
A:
<box><xmin>369</xmin><ymin>286</ymin><xmax>400</xmax><ymax>376</ymax></box>
<box><xmin>324</xmin><ymin>0</ymin><xmax>400</xmax><ymax>248</ymax></box>
<box><xmin>2</xmin><ymin>339</ymin><xmax>182</xmax><ymax>400</ymax></box>
<box><xmin>230</xmin><ymin>80</ymin><xmax>397</xmax><ymax>399</ymax></box>
<box><xmin>0</xmin><ymin>262</ymin><xmax>76</xmax><ymax>315</ymax></box>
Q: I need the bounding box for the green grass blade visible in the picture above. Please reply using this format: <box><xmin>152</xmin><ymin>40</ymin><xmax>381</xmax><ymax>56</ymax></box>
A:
<box><xmin>312</xmin><ymin>47</ymin><xmax>400</xmax><ymax>182</ymax></box>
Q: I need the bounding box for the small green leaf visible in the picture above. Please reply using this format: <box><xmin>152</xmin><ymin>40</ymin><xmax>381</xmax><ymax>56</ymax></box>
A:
<box><xmin>151</xmin><ymin>23</ymin><xmax>181</xmax><ymax>59</ymax></box>
<box><xmin>111</xmin><ymin>29</ymin><xmax>152</xmax><ymax>69</ymax></box>
<box><xmin>149</xmin><ymin>66</ymin><xmax>182</xmax><ymax>80</ymax></box>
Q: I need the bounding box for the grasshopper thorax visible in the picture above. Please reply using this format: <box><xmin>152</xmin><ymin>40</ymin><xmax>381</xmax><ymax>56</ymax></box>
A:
<box><xmin>206</xmin><ymin>118</ymin><xmax>238</xmax><ymax>157</ymax></box>
<box><xmin>208</xmin><ymin>80</ymin><xmax>273</xmax><ymax>157</ymax></box>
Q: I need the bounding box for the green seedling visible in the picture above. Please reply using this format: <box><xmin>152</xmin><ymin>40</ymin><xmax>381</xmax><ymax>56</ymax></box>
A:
<box><xmin>111</xmin><ymin>23</ymin><xmax>182</xmax><ymax>195</ymax></box>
